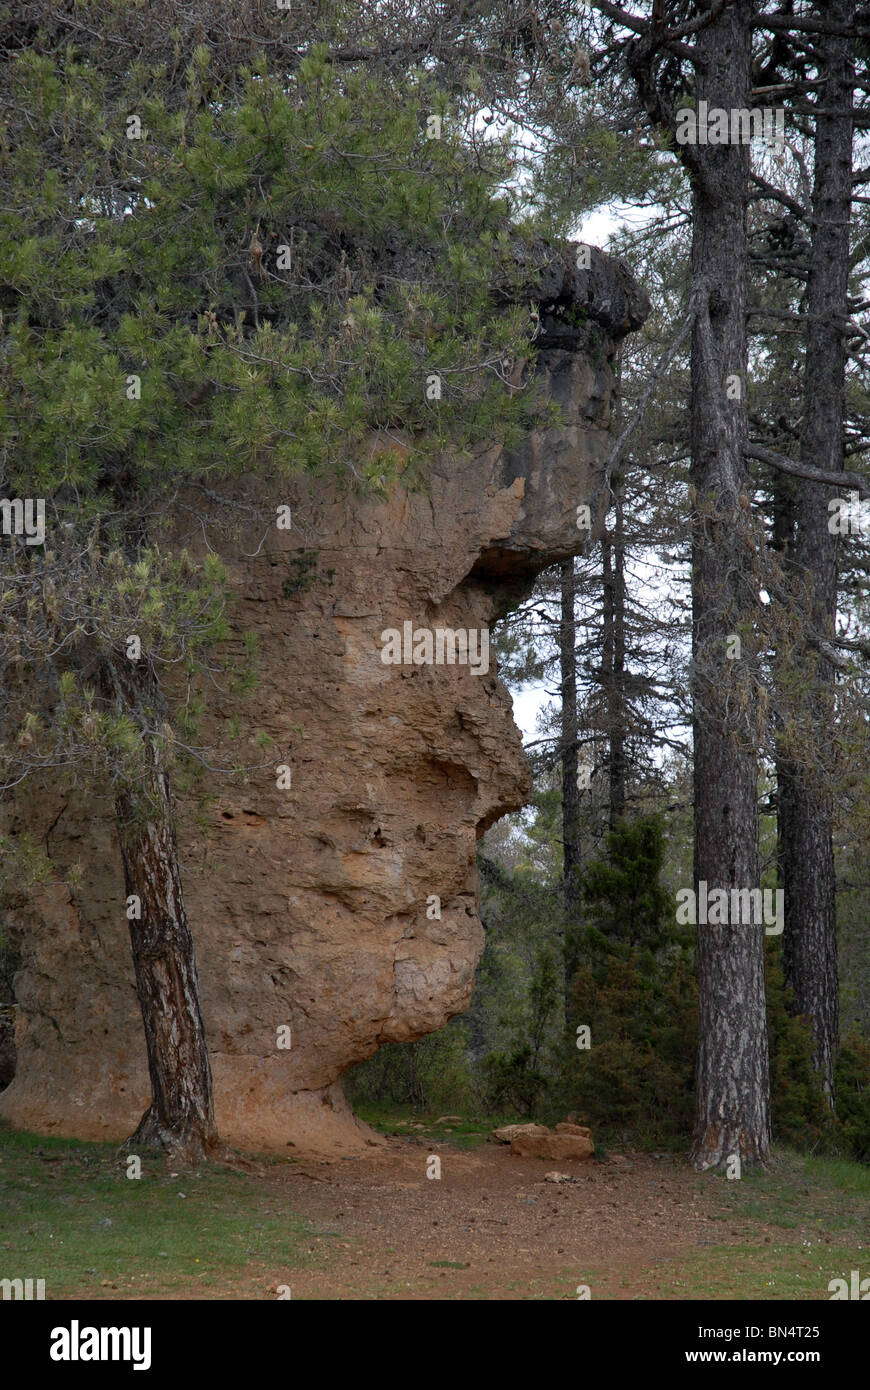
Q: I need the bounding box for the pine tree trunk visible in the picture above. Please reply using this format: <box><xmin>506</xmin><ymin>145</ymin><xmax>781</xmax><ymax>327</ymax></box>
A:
<box><xmin>687</xmin><ymin>0</ymin><xmax>770</xmax><ymax>1170</ymax></box>
<box><xmin>607</xmin><ymin>488</ymin><xmax>627</xmax><ymax>827</ymax></box>
<box><xmin>104</xmin><ymin>656</ymin><xmax>225</xmax><ymax>1166</ymax></box>
<box><xmin>777</xmin><ymin>0</ymin><xmax>853</xmax><ymax>1103</ymax></box>
<box><xmin>560</xmin><ymin>557</ymin><xmax>582</xmax><ymax>1019</ymax></box>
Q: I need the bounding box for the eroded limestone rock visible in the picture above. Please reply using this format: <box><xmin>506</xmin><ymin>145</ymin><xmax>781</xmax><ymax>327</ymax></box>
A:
<box><xmin>0</xmin><ymin>245</ymin><xmax>647</xmax><ymax>1153</ymax></box>
<box><xmin>492</xmin><ymin>1121</ymin><xmax>595</xmax><ymax>1161</ymax></box>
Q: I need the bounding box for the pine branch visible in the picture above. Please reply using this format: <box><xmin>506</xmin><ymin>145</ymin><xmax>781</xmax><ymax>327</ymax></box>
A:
<box><xmin>745</xmin><ymin>442</ymin><xmax>870</xmax><ymax>497</ymax></box>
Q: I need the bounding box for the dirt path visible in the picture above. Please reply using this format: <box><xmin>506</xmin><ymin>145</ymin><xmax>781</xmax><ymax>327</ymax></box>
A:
<box><xmin>250</xmin><ymin>1141</ymin><xmax>757</xmax><ymax>1300</ymax></box>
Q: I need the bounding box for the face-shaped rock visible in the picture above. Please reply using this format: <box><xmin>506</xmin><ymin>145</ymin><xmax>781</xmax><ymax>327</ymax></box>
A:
<box><xmin>1</xmin><ymin>247</ymin><xmax>647</xmax><ymax>1153</ymax></box>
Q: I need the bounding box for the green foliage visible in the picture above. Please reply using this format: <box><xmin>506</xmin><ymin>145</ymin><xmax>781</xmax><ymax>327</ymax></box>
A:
<box><xmin>481</xmin><ymin>944</ymin><xmax>562</xmax><ymax>1118</ymax></box>
<box><xmin>568</xmin><ymin>941</ymin><xmax>697</xmax><ymax>1146</ymax></box>
<box><xmin>1</xmin><ymin>44</ymin><xmax>544</xmax><ymax>500</ymax></box>
<box><xmin>0</xmin><ymin>32</ymin><xmax>551</xmax><ymax>806</ymax></box>
<box><xmin>765</xmin><ymin>942</ymin><xmax>830</xmax><ymax>1150</ymax></box>
<box><xmin>833</xmin><ymin>1032</ymin><xmax>870</xmax><ymax>1162</ymax></box>
<box><xmin>0</xmin><ymin>538</ymin><xmax>233</xmax><ymax>796</ymax></box>
<box><xmin>582</xmin><ymin>815</ymin><xmax>678</xmax><ymax>953</ymax></box>
<box><xmin>345</xmin><ymin>1019</ymin><xmax>475</xmax><ymax>1115</ymax></box>
<box><xmin>555</xmin><ymin>816</ymin><xmax>695</xmax><ymax>1145</ymax></box>
<box><xmin>281</xmin><ymin>552</ymin><xmax>319</xmax><ymax>599</ymax></box>
<box><xmin>765</xmin><ymin>950</ymin><xmax>870</xmax><ymax>1164</ymax></box>
<box><xmin>0</xmin><ymin>831</ymin><xmax>56</xmax><ymax>908</ymax></box>
<box><xmin>471</xmin><ymin>856</ymin><xmax>565</xmax><ymax>1118</ymax></box>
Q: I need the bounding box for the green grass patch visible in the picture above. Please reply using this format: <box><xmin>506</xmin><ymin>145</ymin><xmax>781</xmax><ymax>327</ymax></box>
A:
<box><xmin>353</xmin><ymin>1101</ymin><xmax>496</xmax><ymax>1149</ymax></box>
<box><xmin>632</xmin><ymin>1148</ymin><xmax>870</xmax><ymax>1301</ymax></box>
<box><xmin>0</xmin><ymin>1120</ymin><xmax>316</xmax><ymax>1299</ymax></box>
<box><xmin>710</xmin><ymin>1148</ymin><xmax>870</xmax><ymax>1238</ymax></box>
<box><xmin>633</xmin><ymin>1243</ymin><xmax>868</xmax><ymax>1300</ymax></box>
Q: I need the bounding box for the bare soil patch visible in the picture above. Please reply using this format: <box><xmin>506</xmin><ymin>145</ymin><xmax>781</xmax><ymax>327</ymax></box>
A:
<box><xmin>248</xmin><ymin>1140</ymin><xmax>758</xmax><ymax>1300</ymax></box>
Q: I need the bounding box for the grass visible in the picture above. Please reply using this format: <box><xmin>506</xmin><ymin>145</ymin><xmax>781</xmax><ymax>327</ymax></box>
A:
<box><xmin>351</xmin><ymin>1101</ymin><xmax>499</xmax><ymax>1150</ymax></box>
<box><xmin>1</xmin><ymin>1115</ymin><xmax>866</xmax><ymax>1302</ymax></box>
<box><xmin>643</xmin><ymin>1148</ymin><xmax>870</xmax><ymax>1301</ymax></box>
<box><xmin>644</xmin><ymin>1245</ymin><xmax>866</xmax><ymax>1300</ymax></box>
<box><xmin>712</xmin><ymin>1147</ymin><xmax>870</xmax><ymax>1234</ymax></box>
<box><xmin>0</xmin><ymin>1121</ymin><xmax>316</xmax><ymax>1299</ymax></box>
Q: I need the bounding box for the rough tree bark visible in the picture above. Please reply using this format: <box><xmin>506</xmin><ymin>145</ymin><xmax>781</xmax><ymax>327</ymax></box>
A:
<box><xmin>602</xmin><ymin>488</ymin><xmax>628</xmax><ymax>828</ymax></box>
<box><xmin>685</xmin><ymin>0</ymin><xmax>770</xmax><ymax>1169</ymax></box>
<box><xmin>560</xmin><ymin>556</ymin><xmax>582</xmax><ymax>1020</ymax></box>
<box><xmin>777</xmin><ymin>0</ymin><xmax>854</xmax><ymax>1103</ymax></box>
<box><xmin>103</xmin><ymin>654</ymin><xmax>226</xmax><ymax>1165</ymax></box>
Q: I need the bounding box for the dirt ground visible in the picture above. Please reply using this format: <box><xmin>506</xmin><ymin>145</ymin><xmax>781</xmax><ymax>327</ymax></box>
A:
<box><xmin>231</xmin><ymin>1139</ymin><xmax>761</xmax><ymax>1300</ymax></box>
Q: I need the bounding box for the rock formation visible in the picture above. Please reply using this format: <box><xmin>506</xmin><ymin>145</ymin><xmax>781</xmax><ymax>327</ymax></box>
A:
<box><xmin>0</xmin><ymin>245</ymin><xmax>648</xmax><ymax>1154</ymax></box>
<box><xmin>491</xmin><ymin>1122</ymin><xmax>595</xmax><ymax>1161</ymax></box>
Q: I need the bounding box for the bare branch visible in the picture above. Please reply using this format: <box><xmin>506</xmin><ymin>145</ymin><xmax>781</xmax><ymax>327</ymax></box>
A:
<box><xmin>745</xmin><ymin>442</ymin><xmax>870</xmax><ymax>497</ymax></box>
